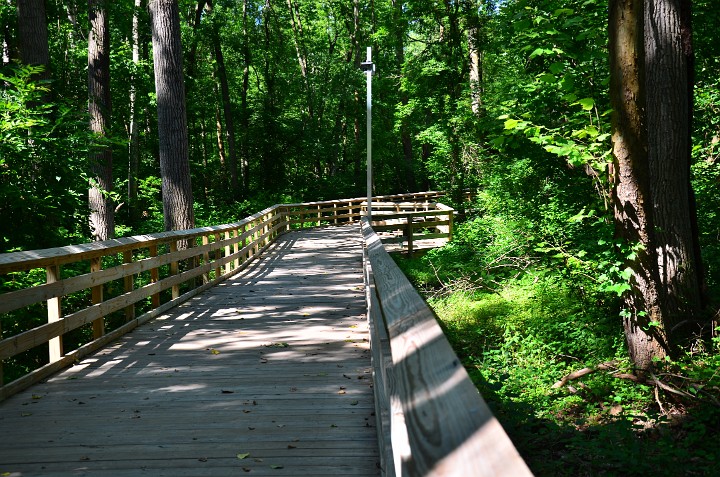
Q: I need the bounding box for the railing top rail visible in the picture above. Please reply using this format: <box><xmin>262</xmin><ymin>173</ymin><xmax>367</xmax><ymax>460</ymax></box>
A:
<box><xmin>0</xmin><ymin>205</ymin><xmax>282</xmax><ymax>273</ymax></box>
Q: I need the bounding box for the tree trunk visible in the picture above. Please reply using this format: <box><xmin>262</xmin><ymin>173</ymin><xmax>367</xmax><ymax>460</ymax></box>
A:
<box><xmin>128</xmin><ymin>0</ymin><xmax>143</xmax><ymax>224</ymax></box>
<box><xmin>392</xmin><ymin>0</ymin><xmax>415</xmax><ymax>192</ymax></box>
<box><xmin>466</xmin><ymin>2</ymin><xmax>484</xmax><ymax>117</ymax></box>
<box><xmin>644</xmin><ymin>0</ymin><xmax>704</xmax><ymax>326</ymax></box>
<box><xmin>609</xmin><ymin>0</ymin><xmax>668</xmax><ymax>371</ymax></box>
<box><xmin>3</xmin><ymin>0</ymin><xmax>15</xmax><ymax>66</ymax></box>
<box><xmin>16</xmin><ymin>0</ymin><xmax>50</xmax><ymax>81</ymax></box>
<box><xmin>240</xmin><ymin>0</ymin><xmax>251</xmax><ymax>194</ymax></box>
<box><xmin>88</xmin><ymin>0</ymin><xmax>113</xmax><ymax>241</ymax></box>
<box><xmin>207</xmin><ymin>0</ymin><xmax>239</xmax><ymax>199</ymax></box>
<box><xmin>149</xmin><ymin>0</ymin><xmax>195</xmax><ymax>233</ymax></box>
<box><xmin>286</xmin><ymin>0</ymin><xmax>314</xmax><ymax>121</ymax></box>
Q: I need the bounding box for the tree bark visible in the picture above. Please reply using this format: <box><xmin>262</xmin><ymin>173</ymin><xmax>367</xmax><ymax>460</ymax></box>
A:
<box><xmin>644</xmin><ymin>0</ymin><xmax>704</xmax><ymax>325</ymax></box>
<box><xmin>88</xmin><ymin>0</ymin><xmax>113</xmax><ymax>241</ymax></box>
<box><xmin>466</xmin><ymin>1</ymin><xmax>484</xmax><ymax>117</ymax></box>
<box><xmin>609</xmin><ymin>0</ymin><xmax>668</xmax><ymax>371</ymax></box>
<box><xmin>149</xmin><ymin>0</ymin><xmax>195</xmax><ymax>233</ymax></box>
<box><xmin>128</xmin><ymin>0</ymin><xmax>143</xmax><ymax>223</ymax></box>
<box><xmin>16</xmin><ymin>0</ymin><xmax>50</xmax><ymax>81</ymax></box>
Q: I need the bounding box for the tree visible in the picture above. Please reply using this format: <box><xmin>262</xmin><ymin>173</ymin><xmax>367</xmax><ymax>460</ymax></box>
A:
<box><xmin>16</xmin><ymin>0</ymin><xmax>50</xmax><ymax>84</ymax></box>
<box><xmin>149</xmin><ymin>0</ymin><xmax>194</xmax><ymax>232</ymax></box>
<box><xmin>609</xmin><ymin>0</ymin><xmax>705</xmax><ymax>371</ymax></box>
<box><xmin>644</xmin><ymin>0</ymin><xmax>704</xmax><ymax>325</ymax></box>
<box><xmin>88</xmin><ymin>0</ymin><xmax>113</xmax><ymax>241</ymax></box>
<box><xmin>609</xmin><ymin>0</ymin><xmax>668</xmax><ymax>371</ymax></box>
<box><xmin>207</xmin><ymin>0</ymin><xmax>239</xmax><ymax>199</ymax></box>
<box><xmin>127</xmin><ymin>0</ymin><xmax>145</xmax><ymax>223</ymax></box>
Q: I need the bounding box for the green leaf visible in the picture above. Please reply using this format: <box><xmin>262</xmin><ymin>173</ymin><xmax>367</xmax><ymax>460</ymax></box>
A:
<box><xmin>549</xmin><ymin>62</ymin><xmax>564</xmax><ymax>75</ymax></box>
<box><xmin>237</xmin><ymin>453</ymin><xmax>250</xmax><ymax>460</ymax></box>
<box><xmin>538</xmin><ymin>73</ymin><xmax>556</xmax><ymax>83</ymax></box>
<box><xmin>577</xmin><ymin>98</ymin><xmax>595</xmax><ymax>111</ymax></box>
<box><xmin>504</xmin><ymin>119</ymin><xmax>520</xmax><ymax>130</ymax></box>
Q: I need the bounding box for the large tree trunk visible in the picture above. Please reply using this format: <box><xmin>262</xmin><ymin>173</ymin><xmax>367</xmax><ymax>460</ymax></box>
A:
<box><xmin>88</xmin><ymin>0</ymin><xmax>113</xmax><ymax>241</ymax></box>
<box><xmin>644</xmin><ymin>0</ymin><xmax>704</xmax><ymax>327</ymax></box>
<box><xmin>16</xmin><ymin>0</ymin><xmax>50</xmax><ymax>80</ymax></box>
<box><xmin>609</xmin><ymin>0</ymin><xmax>668</xmax><ymax>371</ymax></box>
<box><xmin>149</xmin><ymin>0</ymin><xmax>195</xmax><ymax>232</ymax></box>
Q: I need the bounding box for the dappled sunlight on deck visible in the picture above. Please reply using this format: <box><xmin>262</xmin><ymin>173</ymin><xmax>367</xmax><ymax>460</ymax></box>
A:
<box><xmin>0</xmin><ymin>225</ymin><xmax>379</xmax><ymax>476</ymax></box>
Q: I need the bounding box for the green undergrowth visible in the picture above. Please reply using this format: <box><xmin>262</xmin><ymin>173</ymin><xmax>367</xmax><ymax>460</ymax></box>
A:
<box><xmin>393</xmin><ymin>252</ymin><xmax>720</xmax><ymax>476</ymax></box>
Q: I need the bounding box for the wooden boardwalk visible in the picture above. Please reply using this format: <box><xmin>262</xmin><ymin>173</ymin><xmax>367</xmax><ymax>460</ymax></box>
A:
<box><xmin>0</xmin><ymin>225</ymin><xmax>379</xmax><ymax>476</ymax></box>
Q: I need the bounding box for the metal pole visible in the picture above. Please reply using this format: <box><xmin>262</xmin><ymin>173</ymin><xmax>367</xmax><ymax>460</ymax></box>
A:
<box><xmin>366</xmin><ymin>46</ymin><xmax>372</xmax><ymax>222</ymax></box>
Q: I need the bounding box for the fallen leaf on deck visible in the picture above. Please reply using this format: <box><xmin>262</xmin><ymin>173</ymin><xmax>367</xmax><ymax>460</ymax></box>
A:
<box><xmin>266</xmin><ymin>342</ymin><xmax>289</xmax><ymax>348</ymax></box>
<box><xmin>270</xmin><ymin>464</ymin><xmax>284</xmax><ymax>469</ymax></box>
<box><xmin>237</xmin><ymin>453</ymin><xmax>250</xmax><ymax>460</ymax></box>
<box><xmin>210</xmin><ymin>349</ymin><xmax>220</xmax><ymax>355</ymax></box>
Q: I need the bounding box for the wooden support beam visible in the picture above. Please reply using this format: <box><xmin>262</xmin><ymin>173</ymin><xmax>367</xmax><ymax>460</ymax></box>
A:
<box><xmin>45</xmin><ymin>265</ymin><xmax>63</xmax><ymax>363</ymax></box>
<box><xmin>123</xmin><ymin>251</ymin><xmax>135</xmax><ymax>322</ymax></box>
<box><xmin>169</xmin><ymin>242</ymin><xmax>179</xmax><ymax>299</ymax></box>
<box><xmin>90</xmin><ymin>257</ymin><xmax>105</xmax><ymax>339</ymax></box>
<box><xmin>148</xmin><ymin>245</ymin><xmax>161</xmax><ymax>309</ymax></box>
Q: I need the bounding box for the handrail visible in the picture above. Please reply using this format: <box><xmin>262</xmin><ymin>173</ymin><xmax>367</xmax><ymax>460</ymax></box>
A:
<box><xmin>0</xmin><ymin>193</ymin><xmax>453</xmax><ymax>400</ymax></box>
<box><xmin>362</xmin><ymin>217</ymin><xmax>532</xmax><ymax>476</ymax></box>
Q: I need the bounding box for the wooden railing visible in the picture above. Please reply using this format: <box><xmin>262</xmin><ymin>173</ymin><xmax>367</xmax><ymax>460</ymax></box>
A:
<box><xmin>370</xmin><ymin>201</ymin><xmax>454</xmax><ymax>257</ymax></box>
<box><xmin>0</xmin><ymin>192</ymin><xmax>453</xmax><ymax>400</ymax></box>
<box><xmin>362</xmin><ymin>217</ymin><xmax>532</xmax><ymax>476</ymax></box>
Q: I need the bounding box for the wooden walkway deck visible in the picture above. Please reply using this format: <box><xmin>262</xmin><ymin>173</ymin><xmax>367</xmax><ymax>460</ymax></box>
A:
<box><xmin>0</xmin><ymin>225</ymin><xmax>379</xmax><ymax>476</ymax></box>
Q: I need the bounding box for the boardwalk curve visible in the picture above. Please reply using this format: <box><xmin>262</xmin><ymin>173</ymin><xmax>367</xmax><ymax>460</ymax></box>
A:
<box><xmin>0</xmin><ymin>225</ymin><xmax>379</xmax><ymax>476</ymax></box>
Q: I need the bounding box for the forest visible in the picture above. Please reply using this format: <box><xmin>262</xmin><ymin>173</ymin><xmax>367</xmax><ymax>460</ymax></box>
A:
<box><xmin>2</xmin><ymin>0</ymin><xmax>720</xmax><ymax>474</ymax></box>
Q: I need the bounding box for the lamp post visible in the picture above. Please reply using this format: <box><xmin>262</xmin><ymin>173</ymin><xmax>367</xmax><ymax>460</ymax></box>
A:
<box><xmin>360</xmin><ymin>47</ymin><xmax>375</xmax><ymax>221</ymax></box>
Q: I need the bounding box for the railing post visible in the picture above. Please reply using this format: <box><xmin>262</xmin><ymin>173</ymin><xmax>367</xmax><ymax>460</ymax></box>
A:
<box><xmin>46</xmin><ymin>265</ymin><xmax>63</xmax><ymax>363</ymax></box>
<box><xmin>214</xmin><ymin>234</ymin><xmax>222</xmax><ymax>279</ymax></box>
<box><xmin>90</xmin><ymin>257</ymin><xmax>105</xmax><ymax>338</ymax></box>
<box><xmin>406</xmin><ymin>217</ymin><xmax>414</xmax><ymax>258</ymax></box>
<box><xmin>233</xmin><ymin>229</ymin><xmax>240</xmax><ymax>268</ymax></box>
<box><xmin>225</xmin><ymin>231</ymin><xmax>232</xmax><ymax>275</ymax></box>
<box><xmin>170</xmin><ymin>241</ymin><xmax>180</xmax><ymax>299</ymax></box>
<box><xmin>149</xmin><ymin>245</ymin><xmax>161</xmax><ymax>308</ymax></box>
<box><xmin>202</xmin><ymin>235</ymin><xmax>210</xmax><ymax>284</ymax></box>
<box><xmin>448</xmin><ymin>209</ymin><xmax>454</xmax><ymax>242</ymax></box>
<box><xmin>123</xmin><ymin>251</ymin><xmax>135</xmax><ymax>322</ymax></box>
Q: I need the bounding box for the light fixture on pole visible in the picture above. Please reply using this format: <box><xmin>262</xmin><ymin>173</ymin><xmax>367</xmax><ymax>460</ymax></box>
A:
<box><xmin>359</xmin><ymin>47</ymin><xmax>375</xmax><ymax>221</ymax></box>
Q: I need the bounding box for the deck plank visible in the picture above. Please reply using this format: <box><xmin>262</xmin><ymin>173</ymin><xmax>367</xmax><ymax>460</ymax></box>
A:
<box><xmin>0</xmin><ymin>226</ymin><xmax>379</xmax><ymax>476</ymax></box>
